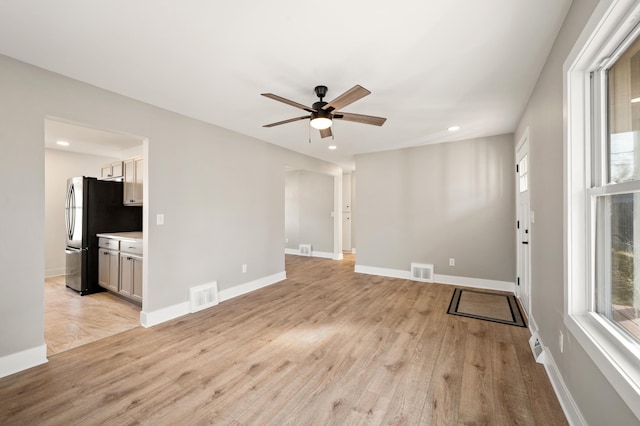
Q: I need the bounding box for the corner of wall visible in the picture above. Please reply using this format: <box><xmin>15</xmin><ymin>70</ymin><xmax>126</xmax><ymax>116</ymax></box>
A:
<box><xmin>0</xmin><ymin>344</ymin><xmax>48</xmax><ymax>379</ymax></box>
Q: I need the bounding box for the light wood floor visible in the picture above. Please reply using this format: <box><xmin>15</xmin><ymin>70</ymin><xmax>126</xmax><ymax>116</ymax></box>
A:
<box><xmin>2</xmin><ymin>255</ymin><xmax>566</xmax><ymax>425</ymax></box>
<box><xmin>44</xmin><ymin>275</ymin><xmax>140</xmax><ymax>356</ymax></box>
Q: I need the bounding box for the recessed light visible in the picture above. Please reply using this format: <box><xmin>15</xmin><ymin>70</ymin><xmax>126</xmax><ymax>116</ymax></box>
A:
<box><xmin>448</xmin><ymin>126</ymin><xmax>460</xmax><ymax>132</ymax></box>
<box><xmin>328</xmin><ymin>145</ymin><xmax>337</xmax><ymax>150</ymax></box>
<box><xmin>56</xmin><ymin>140</ymin><xmax>70</xmax><ymax>146</ymax></box>
<box><xmin>631</xmin><ymin>97</ymin><xmax>640</xmax><ymax>103</ymax></box>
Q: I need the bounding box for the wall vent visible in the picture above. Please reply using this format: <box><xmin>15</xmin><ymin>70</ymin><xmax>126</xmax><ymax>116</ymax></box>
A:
<box><xmin>529</xmin><ymin>333</ymin><xmax>546</xmax><ymax>364</ymax></box>
<box><xmin>299</xmin><ymin>244</ymin><xmax>312</xmax><ymax>256</ymax></box>
<box><xmin>189</xmin><ymin>281</ymin><xmax>219</xmax><ymax>313</ymax></box>
<box><xmin>410</xmin><ymin>263</ymin><xmax>434</xmax><ymax>282</ymax></box>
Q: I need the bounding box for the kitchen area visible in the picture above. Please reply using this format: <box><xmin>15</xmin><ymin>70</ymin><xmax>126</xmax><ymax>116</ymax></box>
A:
<box><xmin>44</xmin><ymin>118</ymin><xmax>146</xmax><ymax>355</ymax></box>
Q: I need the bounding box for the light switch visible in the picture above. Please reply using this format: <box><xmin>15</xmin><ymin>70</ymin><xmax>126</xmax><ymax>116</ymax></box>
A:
<box><xmin>156</xmin><ymin>214</ymin><xmax>165</xmax><ymax>225</ymax></box>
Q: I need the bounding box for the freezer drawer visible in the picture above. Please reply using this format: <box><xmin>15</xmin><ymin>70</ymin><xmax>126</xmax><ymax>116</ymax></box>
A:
<box><xmin>65</xmin><ymin>247</ymin><xmax>83</xmax><ymax>292</ymax></box>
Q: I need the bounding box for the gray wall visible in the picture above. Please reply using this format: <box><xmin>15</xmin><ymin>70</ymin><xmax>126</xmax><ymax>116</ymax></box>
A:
<box><xmin>354</xmin><ymin>134</ymin><xmax>515</xmax><ymax>282</ymax></box>
<box><xmin>0</xmin><ymin>53</ymin><xmax>340</xmax><ymax>359</ymax></box>
<box><xmin>285</xmin><ymin>170</ymin><xmax>334</xmax><ymax>253</ymax></box>
<box><xmin>515</xmin><ymin>0</ymin><xmax>638</xmax><ymax>423</ymax></box>
<box><xmin>44</xmin><ymin>149</ymin><xmax>119</xmax><ymax>277</ymax></box>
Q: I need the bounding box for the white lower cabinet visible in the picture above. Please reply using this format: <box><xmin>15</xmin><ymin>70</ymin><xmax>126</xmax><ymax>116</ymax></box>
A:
<box><xmin>98</xmin><ymin>248</ymin><xmax>119</xmax><ymax>293</ymax></box>
<box><xmin>98</xmin><ymin>236</ymin><xmax>143</xmax><ymax>303</ymax></box>
<box><xmin>120</xmin><ymin>254</ymin><xmax>142</xmax><ymax>303</ymax></box>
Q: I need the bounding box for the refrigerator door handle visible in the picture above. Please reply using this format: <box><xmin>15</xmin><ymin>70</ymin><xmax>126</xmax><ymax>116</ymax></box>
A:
<box><xmin>65</xmin><ymin>183</ymin><xmax>71</xmax><ymax>239</ymax></box>
<box><xmin>68</xmin><ymin>184</ymin><xmax>76</xmax><ymax>240</ymax></box>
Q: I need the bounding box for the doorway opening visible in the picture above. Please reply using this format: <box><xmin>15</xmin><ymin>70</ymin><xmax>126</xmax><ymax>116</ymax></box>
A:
<box><xmin>283</xmin><ymin>167</ymin><xmax>344</xmax><ymax>275</ymax></box>
<box><xmin>44</xmin><ymin>117</ymin><xmax>146</xmax><ymax>356</ymax></box>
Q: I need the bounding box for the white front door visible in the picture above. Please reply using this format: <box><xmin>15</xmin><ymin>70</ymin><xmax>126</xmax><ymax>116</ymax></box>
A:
<box><xmin>516</xmin><ymin>131</ymin><xmax>531</xmax><ymax>316</ymax></box>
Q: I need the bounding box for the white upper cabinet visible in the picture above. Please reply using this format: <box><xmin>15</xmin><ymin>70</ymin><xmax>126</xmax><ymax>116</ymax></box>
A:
<box><xmin>100</xmin><ymin>161</ymin><xmax>123</xmax><ymax>179</ymax></box>
<box><xmin>123</xmin><ymin>156</ymin><xmax>143</xmax><ymax>206</ymax></box>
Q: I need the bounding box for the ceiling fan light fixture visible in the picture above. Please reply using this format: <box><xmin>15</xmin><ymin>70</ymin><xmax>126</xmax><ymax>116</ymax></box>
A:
<box><xmin>310</xmin><ymin>116</ymin><xmax>332</xmax><ymax>129</ymax></box>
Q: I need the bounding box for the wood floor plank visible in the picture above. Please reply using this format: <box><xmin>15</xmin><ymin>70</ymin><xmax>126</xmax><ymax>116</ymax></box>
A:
<box><xmin>458</xmin><ymin>319</ymin><xmax>495</xmax><ymax>425</ymax></box>
<box><xmin>0</xmin><ymin>254</ymin><xmax>567</xmax><ymax>425</ymax></box>
<box><xmin>489</xmin><ymin>321</ymin><xmax>536</xmax><ymax>425</ymax></box>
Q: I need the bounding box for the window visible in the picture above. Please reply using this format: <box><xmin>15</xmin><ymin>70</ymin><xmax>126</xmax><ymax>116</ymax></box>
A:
<box><xmin>593</xmin><ymin>34</ymin><xmax>640</xmax><ymax>343</ymax></box>
<box><xmin>565</xmin><ymin>0</ymin><xmax>640</xmax><ymax>418</ymax></box>
<box><xmin>518</xmin><ymin>154</ymin><xmax>528</xmax><ymax>193</ymax></box>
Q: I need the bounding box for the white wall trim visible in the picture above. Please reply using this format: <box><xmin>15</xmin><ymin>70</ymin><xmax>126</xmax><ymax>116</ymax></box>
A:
<box><xmin>218</xmin><ymin>271</ymin><xmax>286</xmax><ymax>302</ymax></box>
<box><xmin>0</xmin><ymin>344</ymin><xmax>48</xmax><ymax>379</ymax></box>
<box><xmin>433</xmin><ymin>274</ymin><xmax>514</xmax><ymax>293</ymax></box>
<box><xmin>44</xmin><ymin>268</ymin><xmax>66</xmax><ymax>278</ymax></box>
<box><xmin>140</xmin><ymin>271</ymin><xmax>287</xmax><ymax>328</ymax></box>
<box><xmin>354</xmin><ymin>264</ymin><xmax>514</xmax><ymax>292</ymax></box>
<box><xmin>140</xmin><ymin>301</ymin><xmax>190</xmax><ymax>328</ymax></box>
<box><xmin>354</xmin><ymin>264</ymin><xmax>411</xmax><ymax>280</ymax></box>
<box><xmin>285</xmin><ymin>248</ymin><xmax>336</xmax><ymax>260</ymax></box>
<box><xmin>311</xmin><ymin>250</ymin><xmax>334</xmax><ymax>259</ymax></box>
<box><xmin>527</xmin><ymin>313</ymin><xmax>587</xmax><ymax>426</ymax></box>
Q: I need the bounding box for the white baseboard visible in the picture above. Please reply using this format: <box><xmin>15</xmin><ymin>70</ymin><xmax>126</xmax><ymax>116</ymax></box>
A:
<box><xmin>354</xmin><ymin>264</ymin><xmax>411</xmax><ymax>280</ymax></box>
<box><xmin>219</xmin><ymin>271</ymin><xmax>286</xmax><ymax>302</ymax></box>
<box><xmin>140</xmin><ymin>272</ymin><xmax>287</xmax><ymax>328</ymax></box>
<box><xmin>140</xmin><ymin>302</ymin><xmax>190</xmax><ymax>328</ymax></box>
<box><xmin>285</xmin><ymin>248</ymin><xmax>338</xmax><ymax>260</ymax></box>
<box><xmin>0</xmin><ymin>344</ymin><xmax>48</xmax><ymax>379</ymax></box>
<box><xmin>45</xmin><ymin>267</ymin><xmax>65</xmax><ymax>278</ymax></box>
<box><xmin>354</xmin><ymin>265</ymin><xmax>514</xmax><ymax>292</ymax></box>
<box><xmin>433</xmin><ymin>273</ymin><xmax>514</xmax><ymax>293</ymax></box>
<box><xmin>527</xmin><ymin>313</ymin><xmax>586</xmax><ymax>426</ymax></box>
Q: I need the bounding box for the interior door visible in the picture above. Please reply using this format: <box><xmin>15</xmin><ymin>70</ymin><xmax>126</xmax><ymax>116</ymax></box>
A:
<box><xmin>516</xmin><ymin>133</ymin><xmax>531</xmax><ymax>316</ymax></box>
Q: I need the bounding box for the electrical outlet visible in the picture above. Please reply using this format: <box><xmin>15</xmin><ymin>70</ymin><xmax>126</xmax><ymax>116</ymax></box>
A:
<box><xmin>242</xmin><ymin>264</ymin><xmax>247</xmax><ymax>273</ymax></box>
<box><xmin>449</xmin><ymin>258</ymin><xmax>455</xmax><ymax>266</ymax></box>
<box><xmin>559</xmin><ymin>330</ymin><xmax>564</xmax><ymax>353</ymax></box>
<box><xmin>156</xmin><ymin>214</ymin><xmax>164</xmax><ymax>225</ymax></box>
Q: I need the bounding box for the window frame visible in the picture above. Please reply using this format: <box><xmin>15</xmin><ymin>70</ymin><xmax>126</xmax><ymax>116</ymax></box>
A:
<box><xmin>565</xmin><ymin>0</ymin><xmax>640</xmax><ymax>418</ymax></box>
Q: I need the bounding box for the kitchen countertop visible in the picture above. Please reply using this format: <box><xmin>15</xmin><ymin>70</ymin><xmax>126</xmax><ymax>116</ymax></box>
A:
<box><xmin>97</xmin><ymin>231</ymin><xmax>143</xmax><ymax>242</ymax></box>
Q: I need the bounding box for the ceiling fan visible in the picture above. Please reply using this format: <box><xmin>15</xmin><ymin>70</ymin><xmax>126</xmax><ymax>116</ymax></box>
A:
<box><xmin>261</xmin><ymin>85</ymin><xmax>386</xmax><ymax>139</ymax></box>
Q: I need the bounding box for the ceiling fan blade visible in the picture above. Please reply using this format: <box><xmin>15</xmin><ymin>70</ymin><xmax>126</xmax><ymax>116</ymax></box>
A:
<box><xmin>334</xmin><ymin>112</ymin><xmax>387</xmax><ymax>126</ymax></box>
<box><xmin>261</xmin><ymin>93</ymin><xmax>315</xmax><ymax>112</ymax></box>
<box><xmin>322</xmin><ymin>85</ymin><xmax>371</xmax><ymax>112</ymax></box>
<box><xmin>319</xmin><ymin>127</ymin><xmax>332</xmax><ymax>139</ymax></box>
<box><xmin>263</xmin><ymin>115</ymin><xmax>309</xmax><ymax>128</ymax></box>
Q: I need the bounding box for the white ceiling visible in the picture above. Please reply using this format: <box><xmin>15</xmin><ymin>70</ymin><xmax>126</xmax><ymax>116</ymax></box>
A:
<box><xmin>0</xmin><ymin>1</ymin><xmax>572</xmax><ymax>171</ymax></box>
<box><xmin>44</xmin><ymin>119</ymin><xmax>143</xmax><ymax>158</ymax></box>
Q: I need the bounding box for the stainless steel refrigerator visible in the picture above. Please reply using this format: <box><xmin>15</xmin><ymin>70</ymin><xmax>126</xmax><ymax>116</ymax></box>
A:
<box><xmin>65</xmin><ymin>176</ymin><xmax>142</xmax><ymax>295</ymax></box>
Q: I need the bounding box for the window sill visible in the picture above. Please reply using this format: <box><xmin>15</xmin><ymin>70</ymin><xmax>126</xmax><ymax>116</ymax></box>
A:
<box><xmin>565</xmin><ymin>313</ymin><xmax>640</xmax><ymax>419</ymax></box>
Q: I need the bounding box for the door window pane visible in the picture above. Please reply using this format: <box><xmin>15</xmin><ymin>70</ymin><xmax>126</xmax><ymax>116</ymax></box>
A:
<box><xmin>518</xmin><ymin>155</ymin><xmax>528</xmax><ymax>193</ymax></box>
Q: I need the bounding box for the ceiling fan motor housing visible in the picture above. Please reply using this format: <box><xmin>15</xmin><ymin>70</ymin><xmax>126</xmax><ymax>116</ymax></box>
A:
<box><xmin>312</xmin><ymin>101</ymin><xmax>329</xmax><ymax>111</ymax></box>
<box><xmin>311</xmin><ymin>109</ymin><xmax>331</xmax><ymax>120</ymax></box>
